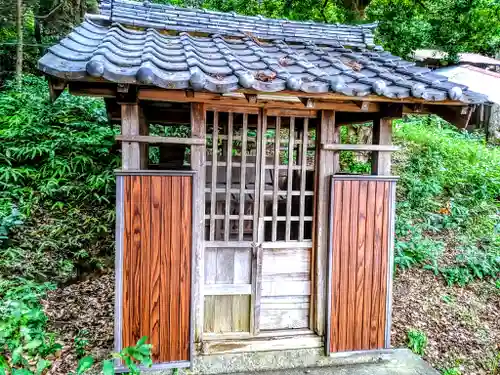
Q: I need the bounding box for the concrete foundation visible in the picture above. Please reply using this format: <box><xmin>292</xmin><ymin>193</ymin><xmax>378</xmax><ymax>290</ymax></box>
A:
<box><xmin>145</xmin><ymin>348</ymin><xmax>438</xmax><ymax>375</ymax></box>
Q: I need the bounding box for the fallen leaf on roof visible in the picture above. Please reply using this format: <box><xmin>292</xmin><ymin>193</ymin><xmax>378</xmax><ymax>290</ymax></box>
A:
<box><xmin>243</xmin><ymin>31</ymin><xmax>263</xmax><ymax>46</ymax></box>
<box><xmin>210</xmin><ymin>73</ymin><xmax>225</xmax><ymax>80</ymax></box>
<box><xmin>345</xmin><ymin>60</ymin><xmax>363</xmax><ymax>72</ymax></box>
<box><xmin>278</xmin><ymin>56</ymin><xmax>292</xmax><ymax>66</ymax></box>
<box><xmin>254</xmin><ymin>71</ymin><xmax>277</xmax><ymax>82</ymax></box>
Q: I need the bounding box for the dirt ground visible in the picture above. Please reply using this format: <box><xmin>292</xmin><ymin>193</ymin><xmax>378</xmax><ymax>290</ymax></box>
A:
<box><xmin>392</xmin><ymin>268</ymin><xmax>499</xmax><ymax>375</ymax></box>
<box><xmin>42</xmin><ymin>269</ymin><xmax>499</xmax><ymax>374</ymax></box>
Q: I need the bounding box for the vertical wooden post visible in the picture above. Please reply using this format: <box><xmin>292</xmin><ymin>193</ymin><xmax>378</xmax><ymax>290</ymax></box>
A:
<box><xmin>371</xmin><ymin>117</ymin><xmax>392</xmax><ymax>175</ymax></box>
<box><xmin>121</xmin><ymin>103</ymin><xmax>148</xmax><ymax>170</ymax></box>
<box><xmin>190</xmin><ymin>103</ymin><xmax>206</xmax><ymax>343</ymax></box>
<box><xmin>315</xmin><ymin>110</ymin><xmax>340</xmax><ymax>335</ymax></box>
<box><xmin>139</xmin><ymin>107</ymin><xmax>149</xmax><ymax>170</ymax></box>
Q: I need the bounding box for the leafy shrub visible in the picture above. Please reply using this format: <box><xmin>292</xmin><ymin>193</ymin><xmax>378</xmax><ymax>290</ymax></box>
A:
<box><xmin>407</xmin><ymin>329</ymin><xmax>428</xmax><ymax>356</ymax></box>
<box><xmin>0</xmin><ymin>75</ymin><xmax>120</xmax><ymax>282</ymax></box>
<box><xmin>393</xmin><ymin>116</ymin><xmax>500</xmax><ymax>285</ymax></box>
<box><xmin>74</xmin><ymin>330</ymin><xmax>89</xmax><ymax>359</ymax></box>
<box><xmin>73</xmin><ymin>336</ymin><xmax>153</xmax><ymax>375</ymax></box>
<box><xmin>442</xmin><ymin>368</ymin><xmax>462</xmax><ymax>375</ymax></box>
<box><xmin>0</xmin><ymin>278</ymin><xmax>59</xmax><ymax>374</ymax></box>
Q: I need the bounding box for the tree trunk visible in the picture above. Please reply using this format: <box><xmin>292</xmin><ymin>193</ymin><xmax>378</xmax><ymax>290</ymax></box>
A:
<box><xmin>487</xmin><ymin>103</ymin><xmax>500</xmax><ymax>145</ymax></box>
<box><xmin>16</xmin><ymin>0</ymin><xmax>23</xmax><ymax>82</ymax></box>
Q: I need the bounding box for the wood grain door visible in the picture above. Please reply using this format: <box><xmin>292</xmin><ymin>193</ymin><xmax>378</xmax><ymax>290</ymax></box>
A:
<box><xmin>326</xmin><ymin>175</ymin><xmax>396</xmax><ymax>354</ymax></box>
<box><xmin>116</xmin><ymin>172</ymin><xmax>193</xmax><ymax>367</ymax></box>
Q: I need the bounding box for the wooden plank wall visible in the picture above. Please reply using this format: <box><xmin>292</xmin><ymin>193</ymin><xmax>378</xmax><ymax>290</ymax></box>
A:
<box><xmin>203</xmin><ymin>247</ymin><xmax>252</xmax><ymax>333</ymax></box>
<box><xmin>328</xmin><ymin>177</ymin><xmax>394</xmax><ymax>353</ymax></box>
<box><xmin>260</xmin><ymin>247</ymin><xmax>312</xmax><ymax>330</ymax></box>
<box><xmin>121</xmin><ymin>174</ymin><xmax>192</xmax><ymax>363</ymax></box>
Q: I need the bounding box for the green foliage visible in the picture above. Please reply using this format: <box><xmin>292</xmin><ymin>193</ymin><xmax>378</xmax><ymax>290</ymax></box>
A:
<box><xmin>111</xmin><ymin>336</ymin><xmax>153</xmax><ymax>374</ymax></box>
<box><xmin>367</xmin><ymin>0</ymin><xmax>500</xmax><ymax>59</ymax></box>
<box><xmin>393</xmin><ymin>116</ymin><xmax>500</xmax><ymax>286</ymax></box>
<box><xmin>407</xmin><ymin>329</ymin><xmax>428</xmax><ymax>356</ymax></box>
<box><xmin>442</xmin><ymin>368</ymin><xmax>462</xmax><ymax>375</ymax></box>
<box><xmin>74</xmin><ymin>329</ymin><xmax>89</xmax><ymax>358</ymax></box>
<box><xmin>0</xmin><ymin>75</ymin><xmax>120</xmax><ymax>283</ymax></box>
<box><xmin>72</xmin><ymin>336</ymin><xmax>153</xmax><ymax>375</ymax></box>
<box><xmin>0</xmin><ymin>278</ymin><xmax>60</xmax><ymax>374</ymax></box>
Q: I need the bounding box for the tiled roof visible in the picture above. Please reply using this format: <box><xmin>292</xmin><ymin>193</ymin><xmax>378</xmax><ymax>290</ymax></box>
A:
<box><xmin>37</xmin><ymin>1</ymin><xmax>488</xmax><ymax>103</ymax></box>
<box><xmin>98</xmin><ymin>0</ymin><xmax>377</xmax><ymax>48</ymax></box>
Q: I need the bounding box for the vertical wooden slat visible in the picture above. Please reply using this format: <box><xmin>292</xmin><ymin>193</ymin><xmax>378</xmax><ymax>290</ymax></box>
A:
<box><xmin>369</xmin><ymin>182</ymin><xmax>384</xmax><ymax>348</ymax></box>
<box><xmin>191</xmin><ymin>103</ymin><xmax>206</xmax><ymax>343</ymax></box>
<box><xmin>224</xmin><ymin>113</ymin><xmax>234</xmax><ymax>241</ymax></box>
<box><xmin>316</xmin><ymin>110</ymin><xmax>339</xmax><ymax>336</ymax></box>
<box><xmin>285</xmin><ymin>117</ymin><xmax>295</xmax><ymax>241</ymax></box>
<box><xmin>238</xmin><ymin>114</ymin><xmax>248</xmax><ymax>241</ymax></box>
<box><xmin>150</xmin><ymin>176</ymin><xmax>161</xmax><ymax>361</ymax></box>
<box><xmin>253</xmin><ymin>111</ymin><xmax>266</xmax><ymax>335</ymax></box>
<box><xmin>298</xmin><ymin>118</ymin><xmax>308</xmax><ymax>242</ymax></box>
<box><xmin>329</xmin><ymin>180</ymin><xmax>343</xmax><ymax>353</ymax></box>
<box><xmin>122</xmin><ymin>177</ymin><xmax>132</xmax><ymax>348</ymax></box>
<box><xmin>378</xmin><ymin>182</ymin><xmax>390</xmax><ymax>348</ymax></box>
<box><xmin>346</xmin><ymin>180</ymin><xmax>359</xmax><ymax>351</ymax></box>
<box><xmin>140</xmin><ymin>176</ymin><xmax>151</xmax><ymax>346</ymax></box>
<box><xmin>210</xmin><ymin>111</ymin><xmax>219</xmax><ymax>241</ymax></box>
<box><xmin>253</xmin><ymin>113</ymin><xmax>263</xmax><ymax>243</ymax></box>
<box><xmin>354</xmin><ymin>180</ymin><xmax>368</xmax><ymax>350</ymax></box>
<box><xmin>180</xmin><ymin>176</ymin><xmax>192</xmax><ymax>359</ymax></box>
<box><xmin>362</xmin><ymin>180</ymin><xmax>376</xmax><ymax>349</ymax></box>
<box><xmin>372</xmin><ymin>118</ymin><xmax>393</xmax><ymax>175</ymax></box>
<box><xmin>338</xmin><ymin>180</ymin><xmax>351</xmax><ymax>351</ymax></box>
<box><xmin>171</xmin><ymin>177</ymin><xmax>182</xmax><ymax>359</ymax></box>
<box><xmin>121</xmin><ymin>104</ymin><xmax>141</xmax><ymax>170</ymax></box>
<box><xmin>159</xmin><ymin>176</ymin><xmax>171</xmax><ymax>360</ymax></box>
<box><xmin>271</xmin><ymin>116</ymin><xmax>281</xmax><ymax>242</ymax></box>
<box><xmin>130</xmin><ymin>175</ymin><xmax>142</xmax><ymax>344</ymax></box>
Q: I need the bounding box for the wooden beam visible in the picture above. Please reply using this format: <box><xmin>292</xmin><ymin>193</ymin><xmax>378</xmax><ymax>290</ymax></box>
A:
<box><xmin>116</xmin><ymin>135</ymin><xmax>205</xmax><ymax>145</ymax></box>
<box><xmin>120</xmin><ymin>104</ymin><xmax>141</xmax><ymax>170</ymax></box>
<box><xmin>322</xmin><ymin>144</ymin><xmax>400</xmax><ymax>152</ymax></box>
<box><xmin>138</xmin><ymin>89</ymin><xmax>381</xmax><ymax>112</ymax></box>
<box><xmin>380</xmin><ymin>103</ymin><xmax>403</xmax><ymax>119</ymax></box>
<box><xmin>244</xmin><ymin>93</ymin><xmax>258</xmax><ymax>104</ymax></box>
<box><xmin>68</xmin><ymin>82</ymin><xmax>116</xmax><ymax>98</ymax></box>
<box><xmin>138</xmin><ymin>106</ymin><xmax>148</xmax><ymax>170</ymax></box>
<box><xmin>371</xmin><ymin>117</ymin><xmax>393</xmax><ymax>175</ymax></box>
<box><xmin>265</xmin><ymin>108</ymin><xmax>317</xmax><ymax>117</ymax></box>
<box><xmin>314</xmin><ymin>110</ymin><xmax>340</xmax><ymax>337</ymax></box>
<box><xmin>117</xmin><ymin>83</ymin><xmax>130</xmax><ymax>93</ymax></box>
<box><xmin>48</xmin><ymin>77</ymin><xmax>66</xmax><ymax>102</ymax></box>
<box><xmin>356</xmin><ymin>101</ymin><xmax>370</xmax><ymax>112</ymax></box>
<box><xmin>204</xmin><ymin>284</ymin><xmax>252</xmax><ymax>296</ymax></box>
<box><xmin>67</xmin><ymin>81</ymin><xmax>466</xmax><ymax>107</ymax></box>
<box><xmin>190</xmin><ymin>102</ymin><xmax>206</xmax><ymax>343</ymax></box>
<box><xmin>299</xmin><ymin>97</ymin><xmax>315</xmax><ymax>108</ymax></box>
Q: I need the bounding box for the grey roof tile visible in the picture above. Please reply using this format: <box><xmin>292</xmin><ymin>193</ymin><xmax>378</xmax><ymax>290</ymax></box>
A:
<box><xmin>37</xmin><ymin>3</ymin><xmax>488</xmax><ymax>104</ymax></box>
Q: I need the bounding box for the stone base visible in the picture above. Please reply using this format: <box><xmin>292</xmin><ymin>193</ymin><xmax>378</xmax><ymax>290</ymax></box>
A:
<box><xmin>146</xmin><ymin>348</ymin><xmax>438</xmax><ymax>375</ymax></box>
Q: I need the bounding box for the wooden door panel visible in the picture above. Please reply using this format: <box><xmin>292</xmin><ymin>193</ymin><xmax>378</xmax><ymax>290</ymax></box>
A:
<box><xmin>119</xmin><ymin>173</ymin><xmax>192</xmax><ymax>364</ymax></box>
<box><xmin>327</xmin><ymin>176</ymin><xmax>395</xmax><ymax>353</ymax></box>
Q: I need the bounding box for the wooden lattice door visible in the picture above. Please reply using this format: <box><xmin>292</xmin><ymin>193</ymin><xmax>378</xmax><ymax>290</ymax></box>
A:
<box><xmin>203</xmin><ymin>109</ymin><xmax>317</xmax><ymax>337</ymax></box>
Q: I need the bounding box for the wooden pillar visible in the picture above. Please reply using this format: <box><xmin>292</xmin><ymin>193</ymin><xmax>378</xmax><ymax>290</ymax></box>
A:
<box><xmin>190</xmin><ymin>103</ymin><xmax>206</xmax><ymax>342</ymax></box>
<box><xmin>121</xmin><ymin>103</ymin><xmax>148</xmax><ymax>170</ymax></box>
<box><xmin>315</xmin><ymin>110</ymin><xmax>340</xmax><ymax>335</ymax></box>
<box><xmin>371</xmin><ymin>117</ymin><xmax>392</xmax><ymax>175</ymax></box>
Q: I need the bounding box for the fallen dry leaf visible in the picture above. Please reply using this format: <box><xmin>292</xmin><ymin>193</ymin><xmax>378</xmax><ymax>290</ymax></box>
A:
<box><xmin>254</xmin><ymin>71</ymin><xmax>277</xmax><ymax>82</ymax></box>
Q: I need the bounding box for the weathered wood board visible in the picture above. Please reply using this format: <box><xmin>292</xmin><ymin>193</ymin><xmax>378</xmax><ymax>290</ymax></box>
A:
<box><xmin>327</xmin><ymin>176</ymin><xmax>395</xmax><ymax>353</ymax></box>
<box><xmin>260</xmin><ymin>248</ymin><xmax>312</xmax><ymax>330</ymax></box>
<box><xmin>120</xmin><ymin>174</ymin><xmax>192</xmax><ymax>363</ymax></box>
